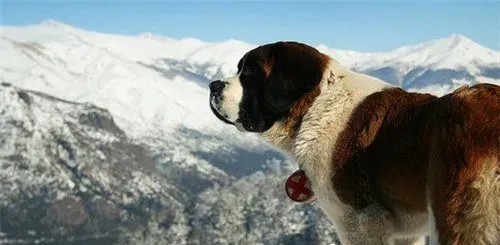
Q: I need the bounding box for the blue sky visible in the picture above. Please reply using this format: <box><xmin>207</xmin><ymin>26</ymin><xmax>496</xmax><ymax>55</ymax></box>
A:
<box><xmin>1</xmin><ymin>0</ymin><xmax>499</xmax><ymax>52</ymax></box>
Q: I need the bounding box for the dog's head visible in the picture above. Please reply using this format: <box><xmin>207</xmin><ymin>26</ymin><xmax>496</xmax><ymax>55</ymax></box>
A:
<box><xmin>209</xmin><ymin>41</ymin><xmax>330</xmax><ymax>133</ymax></box>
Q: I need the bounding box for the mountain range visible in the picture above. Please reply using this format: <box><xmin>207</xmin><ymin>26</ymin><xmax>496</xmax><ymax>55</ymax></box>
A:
<box><xmin>0</xmin><ymin>20</ymin><xmax>498</xmax><ymax>244</ymax></box>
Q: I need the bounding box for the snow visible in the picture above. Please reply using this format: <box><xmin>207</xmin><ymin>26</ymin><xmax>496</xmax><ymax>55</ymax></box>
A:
<box><xmin>1</xmin><ymin>22</ymin><xmax>259</xmax><ymax>147</ymax></box>
<box><xmin>320</xmin><ymin>34</ymin><xmax>500</xmax><ymax>72</ymax></box>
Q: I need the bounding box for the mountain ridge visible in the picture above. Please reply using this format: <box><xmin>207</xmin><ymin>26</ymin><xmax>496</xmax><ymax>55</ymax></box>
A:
<box><xmin>5</xmin><ymin>21</ymin><xmax>498</xmax><ymax>73</ymax></box>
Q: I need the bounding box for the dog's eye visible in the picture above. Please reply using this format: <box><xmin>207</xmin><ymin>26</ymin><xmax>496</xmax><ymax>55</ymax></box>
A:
<box><xmin>241</xmin><ymin>70</ymin><xmax>253</xmax><ymax>76</ymax></box>
<box><xmin>241</xmin><ymin>67</ymin><xmax>258</xmax><ymax>76</ymax></box>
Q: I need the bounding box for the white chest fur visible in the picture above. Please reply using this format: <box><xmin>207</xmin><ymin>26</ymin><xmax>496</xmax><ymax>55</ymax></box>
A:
<box><xmin>295</xmin><ymin>62</ymin><xmax>390</xmax><ymax>187</ymax></box>
<box><xmin>294</xmin><ymin>78</ymin><xmax>355</xmax><ymax>221</ymax></box>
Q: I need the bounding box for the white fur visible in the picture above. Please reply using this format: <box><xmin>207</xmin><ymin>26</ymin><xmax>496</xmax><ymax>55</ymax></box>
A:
<box><xmin>218</xmin><ymin>75</ymin><xmax>243</xmax><ymax>123</ymax></box>
<box><xmin>212</xmin><ymin>56</ymin><xmax>247</xmax><ymax>127</ymax></box>
<box><xmin>427</xmin><ymin>206</ymin><xmax>439</xmax><ymax>245</ymax></box>
<box><xmin>294</xmin><ymin>60</ymin><xmax>394</xmax><ymax>244</ymax></box>
<box><xmin>294</xmin><ymin>61</ymin><xmax>359</xmax><ymax>222</ymax></box>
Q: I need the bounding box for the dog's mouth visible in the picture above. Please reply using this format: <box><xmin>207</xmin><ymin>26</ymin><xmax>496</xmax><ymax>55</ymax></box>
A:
<box><xmin>209</xmin><ymin>95</ymin><xmax>249</xmax><ymax>132</ymax></box>
<box><xmin>209</xmin><ymin>95</ymin><xmax>234</xmax><ymax>125</ymax></box>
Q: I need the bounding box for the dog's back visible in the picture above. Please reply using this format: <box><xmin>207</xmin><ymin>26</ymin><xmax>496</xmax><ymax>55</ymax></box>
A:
<box><xmin>427</xmin><ymin>83</ymin><xmax>500</xmax><ymax>245</ymax></box>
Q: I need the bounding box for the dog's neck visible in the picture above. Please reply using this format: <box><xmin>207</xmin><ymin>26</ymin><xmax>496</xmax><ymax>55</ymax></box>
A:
<box><xmin>262</xmin><ymin>59</ymin><xmax>392</xmax><ymax>173</ymax></box>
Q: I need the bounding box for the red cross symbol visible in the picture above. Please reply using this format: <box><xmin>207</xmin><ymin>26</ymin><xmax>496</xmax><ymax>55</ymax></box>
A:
<box><xmin>285</xmin><ymin>169</ymin><xmax>314</xmax><ymax>203</ymax></box>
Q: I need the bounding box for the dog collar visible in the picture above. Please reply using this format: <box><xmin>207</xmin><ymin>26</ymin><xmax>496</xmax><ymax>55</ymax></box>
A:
<box><xmin>285</xmin><ymin>169</ymin><xmax>315</xmax><ymax>203</ymax></box>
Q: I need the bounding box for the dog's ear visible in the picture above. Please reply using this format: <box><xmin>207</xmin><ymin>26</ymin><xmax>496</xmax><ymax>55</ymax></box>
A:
<box><xmin>263</xmin><ymin>42</ymin><xmax>328</xmax><ymax>117</ymax></box>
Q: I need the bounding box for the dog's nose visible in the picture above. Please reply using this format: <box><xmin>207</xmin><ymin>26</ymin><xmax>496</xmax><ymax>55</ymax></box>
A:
<box><xmin>209</xmin><ymin>80</ymin><xmax>225</xmax><ymax>94</ymax></box>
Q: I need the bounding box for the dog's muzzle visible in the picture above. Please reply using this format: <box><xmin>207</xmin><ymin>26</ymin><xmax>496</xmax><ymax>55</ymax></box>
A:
<box><xmin>209</xmin><ymin>80</ymin><xmax>234</xmax><ymax>124</ymax></box>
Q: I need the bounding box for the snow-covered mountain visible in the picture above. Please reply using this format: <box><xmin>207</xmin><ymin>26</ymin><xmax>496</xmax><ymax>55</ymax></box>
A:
<box><xmin>0</xmin><ymin>82</ymin><xmax>188</xmax><ymax>244</ymax></box>
<box><xmin>0</xmin><ymin>20</ymin><xmax>498</xmax><ymax>245</ymax></box>
<box><xmin>2</xmin><ymin>21</ymin><xmax>498</xmax><ymax>137</ymax></box>
<box><xmin>1</xmin><ymin>20</ymin><xmax>247</xmax><ymax>139</ymax></box>
<box><xmin>318</xmin><ymin>34</ymin><xmax>500</xmax><ymax>95</ymax></box>
<box><xmin>0</xmin><ymin>83</ymin><xmax>286</xmax><ymax>244</ymax></box>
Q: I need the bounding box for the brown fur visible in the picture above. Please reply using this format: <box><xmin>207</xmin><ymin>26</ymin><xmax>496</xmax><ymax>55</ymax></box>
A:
<box><xmin>329</xmin><ymin>84</ymin><xmax>499</xmax><ymax>244</ymax></box>
<box><xmin>284</xmin><ymin>86</ymin><xmax>322</xmax><ymax>138</ymax></box>
<box><xmin>427</xmin><ymin>84</ymin><xmax>500</xmax><ymax>245</ymax></box>
<box><xmin>331</xmin><ymin>88</ymin><xmax>437</xmax><ymax>211</ymax></box>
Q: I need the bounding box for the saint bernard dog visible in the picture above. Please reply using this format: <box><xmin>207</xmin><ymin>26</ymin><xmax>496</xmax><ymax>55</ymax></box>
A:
<box><xmin>209</xmin><ymin>41</ymin><xmax>500</xmax><ymax>245</ymax></box>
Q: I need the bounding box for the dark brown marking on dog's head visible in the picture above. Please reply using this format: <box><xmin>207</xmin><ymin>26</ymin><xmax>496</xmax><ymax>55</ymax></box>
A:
<box><xmin>235</xmin><ymin>41</ymin><xmax>330</xmax><ymax>133</ymax></box>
